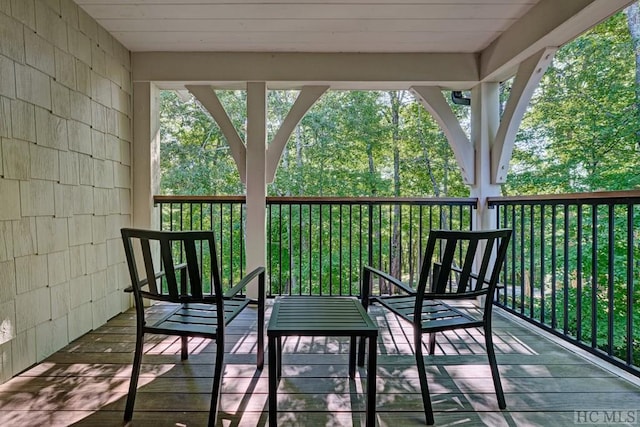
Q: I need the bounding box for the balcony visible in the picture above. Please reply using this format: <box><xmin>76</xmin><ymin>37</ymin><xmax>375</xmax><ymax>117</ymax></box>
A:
<box><xmin>2</xmin><ymin>1</ymin><xmax>639</xmax><ymax>425</ymax></box>
<box><xmin>153</xmin><ymin>191</ymin><xmax>640</xmax><ymax>378</ymax></box>
<box><xmin>2</xmin><ymin>302</ymin><xmax>640</xmax><ymax>425</ymax></box>
<box><xmin>1</xmin><ymin>192</ymin><xmax>638</xmax><ymax>425</ymax></box>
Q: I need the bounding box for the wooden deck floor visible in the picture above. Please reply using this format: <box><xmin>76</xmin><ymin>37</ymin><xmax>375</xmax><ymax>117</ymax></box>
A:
<box><xmin>1</xmin><ymin>302</ymin><xmax>640</xmax><ymax>426</ymax></box>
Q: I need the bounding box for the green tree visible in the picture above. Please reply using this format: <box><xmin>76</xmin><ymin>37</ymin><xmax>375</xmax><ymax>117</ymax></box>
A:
<box><xmin>506</xmin><ymin>11</ymin><xmax>640</xmax><ymax>194</ymax></box>
<box><xmin>159</xmin><ymin>90</ymin><xmax>243</xmax><ymax>195</ymax></box>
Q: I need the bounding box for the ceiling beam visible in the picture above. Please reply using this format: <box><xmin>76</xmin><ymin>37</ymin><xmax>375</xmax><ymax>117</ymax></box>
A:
<box><xmin>481</xmin><ymin>0</ymin><xmax>634</xmax><ymax>82</ymax></box>
<box><xmin>132</xmin><ymin>52</ymin><xmax>479</xmax><ymax>90</ymax></box>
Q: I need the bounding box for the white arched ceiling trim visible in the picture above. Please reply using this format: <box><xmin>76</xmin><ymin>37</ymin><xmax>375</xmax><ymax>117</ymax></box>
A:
<box><xmin>266</xmin><ymin>86</ymin><xmax>329</xmax><ymax>183</ymax></box>
<box><xmin>186</xmin><ymin>84</ymin><xmax>248</xmax><ymax>183</ymax></box>
<box><xmin>491</xmin><ymin>47</ymin><xmax>556</xmax><ymax>183</ymax></box>
<box><xmin>410</xmin><ymin>86</ymin><xmax>475</xmax><ymax>185</ymax></box>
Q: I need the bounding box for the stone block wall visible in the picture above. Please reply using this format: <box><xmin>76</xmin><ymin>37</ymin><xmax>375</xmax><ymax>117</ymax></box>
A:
<box><xmin>0</xmin><ymin>0</ymin><xmax>132</xmax><ymax>384</ymax></box>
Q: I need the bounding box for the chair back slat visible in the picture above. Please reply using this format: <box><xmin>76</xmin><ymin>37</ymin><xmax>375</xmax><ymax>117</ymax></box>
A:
<box><xmin>184</xmin><ymin>239</ymin><xmax>203</xmax><ymax>299</ymax></box>
<box><xmin>474</xmin><ymin>236</ymin><xmax>495</xmax><ymax>292</ymax></box>
<box><xmin>457</xmin><ymin>238</ymin><xmax>478</xmax><ymax>293</ymax></box>
<box><xmin>433</xmin><ymin>238</ymin><xmax>457</xmax><ymax>293</ymax></box>
<box><xmin>159</xmin><ymin>238</ymin><xmax>179</xmax><ymax>298</ymax></box>
<box><xmin>140</xmin><ymin>238</ymin><xmax>159</xmax><ymax>295</ymax></box>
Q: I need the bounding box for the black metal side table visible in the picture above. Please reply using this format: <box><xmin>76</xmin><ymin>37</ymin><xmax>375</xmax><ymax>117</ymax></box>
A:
<box><xmin>267</xmin><ymin>296</ymin><xmax>378</xmax><ymax>426</ymax></box>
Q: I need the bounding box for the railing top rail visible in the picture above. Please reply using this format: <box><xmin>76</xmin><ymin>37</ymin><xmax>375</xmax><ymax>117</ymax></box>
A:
<box><xmin>155</xmin><ymin>195</ymin><xmax>246</xmax><ymax>204</ymax></box>
<box><xmin>488</xmin><ymin>190</ymin><xmax>640</xmax><ymax>205</ymax></box>
<box><xmin>266</xmin><ymin>196</ymin><xmax>477</xmax><ymax>206</ymax></box>
<box><xmin>154</xmin><ymin>195</ymin><xmax>478</xmax><ymax>206</ymax></box>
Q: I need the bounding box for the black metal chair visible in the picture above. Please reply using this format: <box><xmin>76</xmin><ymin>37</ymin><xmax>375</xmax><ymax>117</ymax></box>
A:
<box><xmin>359</xmin><ymin>229</ymin><xmax>512</xmax><ymax>425</ymax></box>
<box><xmin>121</xmin><ymin>228</ymin><xmax>265</xmax><ymax>426</ymax></box>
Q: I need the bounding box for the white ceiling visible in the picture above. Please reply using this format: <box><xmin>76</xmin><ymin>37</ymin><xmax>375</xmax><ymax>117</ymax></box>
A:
<box><xmin>76</xmin><ymin>0</ymin><xmax>636</xmax><ymax>89</ymax></box>
<box><xmin>76</xmin><ymin>0</ymin><xmax>540</xmax><ymax>53</ymax></box>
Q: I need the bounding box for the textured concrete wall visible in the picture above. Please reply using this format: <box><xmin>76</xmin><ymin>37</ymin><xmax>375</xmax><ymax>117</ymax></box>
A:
<box><xmin>0</xmin><ymin>0</ymin><xmax>132</xmax><ymax>384</ymax></box>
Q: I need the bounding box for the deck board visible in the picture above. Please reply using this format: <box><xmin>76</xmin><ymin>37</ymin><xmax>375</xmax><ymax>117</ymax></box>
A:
<box><xmin>1</xmin><ymin>303</ymin><xmax>639</xmax><ymax>426</ymax></box>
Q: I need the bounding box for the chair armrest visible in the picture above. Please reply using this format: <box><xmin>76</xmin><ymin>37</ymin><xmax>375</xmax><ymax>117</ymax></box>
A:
<box><xmin>224</xmin><ymin>266</ymin><xmax>266</xmax><ymax>299</ymax></box>
<box><xmin>363</xmin><ymin>265</ymin><xmax>416</xmax><ymax>295</ymax></box>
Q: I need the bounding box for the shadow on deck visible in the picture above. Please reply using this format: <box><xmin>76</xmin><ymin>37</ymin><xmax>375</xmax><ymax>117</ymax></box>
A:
<box><xmin>1</xmin><ymin>303</ymin><xmax>639</xmax><ymax>426</ymax></box>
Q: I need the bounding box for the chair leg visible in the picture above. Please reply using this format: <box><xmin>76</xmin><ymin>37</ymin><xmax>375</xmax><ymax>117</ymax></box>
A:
<box><xmin>415</xmin><ymin>329</ymin><xmax>435</xmax><ymax>425</ymax></box>
<box><xmin>181</xmin><ymin>336</ymin><xmax>189</xmax><ymax>360</ymax></box>
<box><xmin>208</xmin><ymin>338</ymin><xmax>225</xmax><ymax>426</ymax></box>
<box><xmin>257</xmin><ymin>293</ymin><xmax>265</xmax><ymax>370</ymax></box>
<box><xmin>428</xmin><ymin>332</ymin><xmax>437</xmax><ymax>355</ymax></box>
<box><xmin>124</xmin><ymin>332</ymin><xmax>145</xmax><ymax>421</ymax></box>
<box><xmin>484</xmin><ymin>326</ymin><xmax>506</xmax><ymax>409</ymax></box>
<box><xmin>349</xmin><ymin>336</ymin><xmax>356</xmax><ymax>379</ymax></box>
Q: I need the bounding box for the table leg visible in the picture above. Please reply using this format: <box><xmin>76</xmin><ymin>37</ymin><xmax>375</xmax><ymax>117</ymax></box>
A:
<box><xmin>358</xmin><ymin>336</ymin><xmax>366</xmax><ymax>367</ymax></box>
<box><xmin>268</xmin><ymin>335</ymin><xmax>277</xmax><ymax>427</ymax></box>
<box><xmin>277</xmin><ymin>336</ymin><xmax>282</xmax><ymax>379</ymax></box>
<box><xmin>349</xmin><ymin>336</ymin><xmax>356</xmax><ymax>379</ymax></box>
<box><xmin>366</xmin><ymin>335</ymin><xmax>377</xmax><ymax>427</ymax></box>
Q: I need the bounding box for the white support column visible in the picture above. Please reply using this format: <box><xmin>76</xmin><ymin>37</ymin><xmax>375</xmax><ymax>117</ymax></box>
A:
<box><xmin>470</xmin><ymin>83</ymin><xmax>501</xmax><ymax>231</ymax></box>
<box><xmin>132</xmin><ymin>82</ymin><xmax>161</xmax><ymax>230</ymax></box>
<box><xmin>245</xmin><ymin>82</ymin><xmax>267</xmax><ymax>299</ymax></box>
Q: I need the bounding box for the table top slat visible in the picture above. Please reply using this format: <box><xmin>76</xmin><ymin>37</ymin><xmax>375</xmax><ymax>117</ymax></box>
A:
<box><xmin>268</xmin><ymin>296</ymin><xmax>378</xmax><ymax>337</ymax></box>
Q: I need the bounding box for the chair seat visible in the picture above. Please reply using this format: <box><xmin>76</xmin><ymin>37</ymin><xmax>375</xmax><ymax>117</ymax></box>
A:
<box><xmin>148</xmin><ymin>299</ymin><xmax>251</xmax><ymax>337</ymax></box>
<box><xmin>376</xmin><ymin>295</ymin><xmax>483</xmax><ymax>333</ymax></box>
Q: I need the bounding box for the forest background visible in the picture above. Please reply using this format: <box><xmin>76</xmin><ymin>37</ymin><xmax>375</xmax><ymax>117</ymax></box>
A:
<box><xmin>159</xmin><ymin>5</ymin><xmax>640</xmax><ymax>199</ymax></box>
<box><xmin>155</xmin><ymin>5</ymin><xmax>640</xmax><ymax>361</ymax></box>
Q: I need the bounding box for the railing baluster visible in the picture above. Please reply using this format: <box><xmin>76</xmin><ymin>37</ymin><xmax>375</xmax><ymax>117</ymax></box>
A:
<box><xmin>540</xmin><ymin>204</ymin><xmax>545</xmax><ymax>324</ymax></box>
<box><xmin>550</xmin><ymin>204</ymin><xmax>557</xmax><ymax>329</ymax></box>
<box><xmin>591</xmin><ymin>205</ymin><xmax>598</xmax><ymax>349</ymax></box>
<box><xmin>577</xmin><ymin>204</ymin><xmax>583</xmax><ymax>342</ymax></box>
<box><xmin>626</xmin><ymin>203</ymin><xmax>634</xmax><ymax>365</ymax></box>
<box><xmin>563</xmin><ymin>204</ymin><xmax>569</xmax><ymax>336</ymax></box>
<box><xmin>519</xmin><ymin>204</ymin><xmax>525</xmax><ymax>314</ymax></box>
<box><xmin>607</xmin><ymin>204</ymin><xmax>614</xmax><ymax>356</ymax></box>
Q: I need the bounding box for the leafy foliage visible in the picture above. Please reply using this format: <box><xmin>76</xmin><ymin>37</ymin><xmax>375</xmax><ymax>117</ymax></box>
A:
<box><xmin>505</xmin><ymin>11</ymin><xmax>640</xmax><ymax>194</ymax></box>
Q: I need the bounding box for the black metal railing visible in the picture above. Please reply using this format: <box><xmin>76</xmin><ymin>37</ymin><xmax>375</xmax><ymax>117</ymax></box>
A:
<box><xmin>155</xmin><ymin>191</ymin><xmax>640</xmax><ymax>376</ymax></box>
<box><xmin>266</xmin><ymin>197</ymin><xmax>476</xmax><ymax>296</ymax></box>
<box><xmin>154</xmin><ymin>195</ymin><xmax>477</xmax><ymax>297</ymax></box>
<box><xmin>489</xmin><ymin>190</ymin><xmax>640</xmax><ymax>377</ymax></box>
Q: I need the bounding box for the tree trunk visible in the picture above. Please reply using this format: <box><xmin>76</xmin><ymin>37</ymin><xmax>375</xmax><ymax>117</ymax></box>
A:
<box><xmin>625</xmin><ymin>2</ymin><xmax>640</xmax><ymax>146</ymax></box>
<box><xmin>389</xmin><ymin>92</ymin><xmax>402</xmax><ymax>287</ymax></box>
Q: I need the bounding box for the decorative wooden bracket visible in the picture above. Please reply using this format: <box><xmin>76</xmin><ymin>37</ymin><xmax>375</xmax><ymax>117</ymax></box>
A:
<box><xmin>266</xmin><ymin>86</ymin><xmax>328</xmax><ymax>183</ymax></box>
<box><xmin>410</xmin><ymin>86</ymin><xmax>475</xmax><ymax>185</ymax></box>
<box><xmin>491</xmin><ymin>47</ymin><xmax>556</xmax><ymax>183</ymax></box>
<box><xmin>187</xmin><ymin>84</ymin><xmax>327</xmax><ymax>185</ymax></box>
<box><xmin>187</xmin><ymin>85</ymin><xmax>248</xmax><ymax>183</ymax></box>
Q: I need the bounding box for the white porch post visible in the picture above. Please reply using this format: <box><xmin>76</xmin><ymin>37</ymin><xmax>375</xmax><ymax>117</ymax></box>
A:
<box><xmin>470</xmin><ymin>82</ymin><xmax>501</xmax><ymax>231</ymax></box>
<box><xmin>245</xmin><ymin>82</ymin><xmax>267</xmax><ymax>299</ymax></box>
<box><xmin>132</xmin><ymin>82</ymin><xmax>161</xmax><ymax>230</ymax></box>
